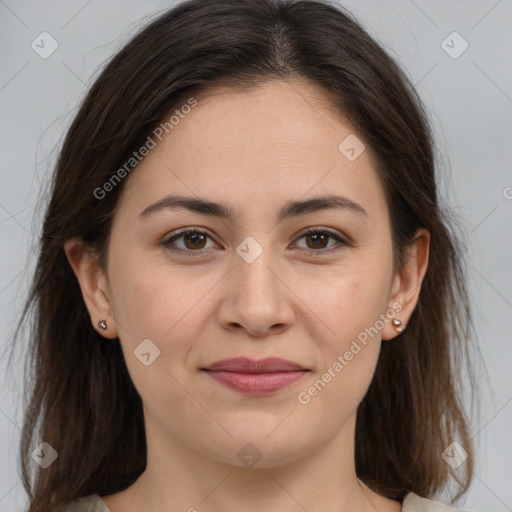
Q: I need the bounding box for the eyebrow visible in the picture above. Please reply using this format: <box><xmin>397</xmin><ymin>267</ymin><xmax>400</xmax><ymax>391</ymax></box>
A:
<box><xmin>139</xmin><ymin>193</ymin><xmax>367</xmax><ymax>221</ymax></box>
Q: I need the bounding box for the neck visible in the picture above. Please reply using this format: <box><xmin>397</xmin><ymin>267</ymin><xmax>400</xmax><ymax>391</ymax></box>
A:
<box><xmin>110</xmin><ymin>412</ymin><xmax>400</xmax><ymax>512</ymax></box>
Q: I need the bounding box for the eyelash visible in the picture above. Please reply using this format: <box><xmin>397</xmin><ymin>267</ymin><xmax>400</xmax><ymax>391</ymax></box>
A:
<box><xmin>161</xmin><ymin>227</ymin><xmax>350</xmax><ymax>257</ymax></box>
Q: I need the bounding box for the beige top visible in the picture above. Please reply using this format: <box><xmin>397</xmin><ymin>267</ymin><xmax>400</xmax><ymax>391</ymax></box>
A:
<box><xmin>59</xmin><ymin>492</ymin><xmax>468</xmax><ymax>511</ymax></box>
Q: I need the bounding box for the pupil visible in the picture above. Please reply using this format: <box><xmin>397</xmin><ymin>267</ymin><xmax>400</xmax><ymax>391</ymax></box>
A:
<box><xmin>185</xmin><ymin>232</ymin><xmax>206</xmax><ymax>249</ymax></box>
<box><xmin>308</xmin><ymin>233</ymin><xmax>327</xmax><ymax>249</ymax></box>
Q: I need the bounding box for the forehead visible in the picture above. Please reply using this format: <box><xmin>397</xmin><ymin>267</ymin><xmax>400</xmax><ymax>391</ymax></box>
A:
<box><xmin>180</xmin><ymin>79</ymin><xmax>349</xmax><ymax>162</ymax></box>
<box><xmin>116</xmin><ymin>79</ymin><xmax>388</xmax><ymax>221</ymax></box>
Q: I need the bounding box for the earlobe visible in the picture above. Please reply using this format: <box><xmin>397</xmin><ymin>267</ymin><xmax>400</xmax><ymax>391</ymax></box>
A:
<box><xmin>63</xmin><ymin>237</ymin><xmax>118</xmax><ymax>339</ymax></box>
<box><xmin>392</xmin><ymin>318</ymin><xmax>404</xmax><ymax>333</ymax></box>
<box><xmin>382</xmin><ymin>228</ymin><xmax>430</xmax><ymax>341</ymax></box>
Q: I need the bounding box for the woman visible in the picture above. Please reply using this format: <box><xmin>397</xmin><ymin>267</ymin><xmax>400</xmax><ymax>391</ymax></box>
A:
<box><xmin>15</xmin><ymin>0</ymin><xmax>477</xmax><ymax>510</ymax></box>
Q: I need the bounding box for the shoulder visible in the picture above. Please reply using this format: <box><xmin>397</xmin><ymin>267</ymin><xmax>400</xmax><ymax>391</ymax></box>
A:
<box><xmin>58</xmin><ymin>494</ymin><xmax>111</xmax><ymax>512</ymax></box>
<box><xmin>402</xmin><ymin>492</ymin><xmax>468</xmax><ymax>512</ymax></box>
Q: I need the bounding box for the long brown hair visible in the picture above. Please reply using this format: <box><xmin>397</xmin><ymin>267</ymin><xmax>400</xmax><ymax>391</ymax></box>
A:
<box><xmin>12</xmin><ymin>0</ymin><xmax>477</xmax><ymax>510</ymax></box>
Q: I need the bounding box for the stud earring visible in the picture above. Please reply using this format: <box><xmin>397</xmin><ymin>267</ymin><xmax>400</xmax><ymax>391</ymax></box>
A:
<box><xmin>392</xmin><ymin>319</ymin><xmax>404</xmax><ymax>333</ymax></box>
<box><xmin>97</xmin><ymin>320</ymin><xmax>107</xmax><ymax>331</ymax></box>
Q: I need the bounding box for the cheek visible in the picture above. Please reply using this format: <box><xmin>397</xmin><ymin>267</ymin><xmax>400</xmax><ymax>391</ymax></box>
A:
<box><xmin>317</xmin><ymin>261</ymin><xmax>392</xmax><ymax>350</ymax></box>
<box><xmin>108</xmin><ymin>243</ymin><xmax>197</xmax><ymax>334</ymax></box>
<box><xmin>108</xmin><ymin>259</ymin><xmax>167</xmax><ymax>340</ymax></box>
<box><xmin>301</xmin><ymin>252</ymin><xmax>393</xmax><ymax>406</ymax></box>
<box><xmin>295</xmin><ymin>272</ymin><xmax>388</xmax><ymax>425</ymax></box>
<box><xmin>106</xmin><ymin>255</ymin><xmax>201</xmax><ymax>409</ymax></box>
<box><xmin>107</xmin><ymin>249</ymin><xmax>219</xmax><ymax>367</ymax></box>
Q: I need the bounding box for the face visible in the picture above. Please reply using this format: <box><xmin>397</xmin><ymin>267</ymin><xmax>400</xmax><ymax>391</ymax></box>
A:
<box><xmin>81</xmin><ymin>79</ymin><xmax>407</xmax><ymax>468</ymax></box>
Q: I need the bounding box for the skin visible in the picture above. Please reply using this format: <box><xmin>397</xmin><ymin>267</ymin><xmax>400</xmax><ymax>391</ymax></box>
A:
<box><xmin>65</xmin><ymin>78</ymin><xmax>429</xmax><ymax>512</ymax></box>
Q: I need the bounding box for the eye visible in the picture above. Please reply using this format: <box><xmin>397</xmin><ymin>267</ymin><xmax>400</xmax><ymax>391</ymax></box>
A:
<box><xmin>293</xmin><ymin>227</ymin><xmax>350</xmax><ymax>255</ymax></box>
<box><xmin>162</xmin><ymin>227</ymin><xmax>350</xmax><ymax>257</ymax></box>
<box><xmin>162</xmin><ymin>228</ymin><xmax>217</xmax><ymax>256</ymax></box>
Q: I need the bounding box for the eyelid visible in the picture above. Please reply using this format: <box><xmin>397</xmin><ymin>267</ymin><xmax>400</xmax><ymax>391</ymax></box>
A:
<box><xmin>162</xmin><ymin>227</ymin><xmax>218</xmax><ymax>256</ymax></box>
<box><xmin>296</xmin><ymin>226</ymin><xmax>351</xmax><ymax>246</ymax></box>
<box><xmin>161</xmin><ymin>226</ymin><xmax>351</xmax><ymax>256</ymax></box>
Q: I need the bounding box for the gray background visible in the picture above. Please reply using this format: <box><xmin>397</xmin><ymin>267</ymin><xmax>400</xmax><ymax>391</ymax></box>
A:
<box><xmin>1</xmin><ymin>1</ymin><xmax>511</xmax><ymax>510</ymax></box>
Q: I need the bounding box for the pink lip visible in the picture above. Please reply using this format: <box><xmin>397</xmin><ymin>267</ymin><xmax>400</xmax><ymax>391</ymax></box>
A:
<box><xmin>201</xmin><ymin>357</ymin><xmax>309</xmax><ymax>395</ymax></box>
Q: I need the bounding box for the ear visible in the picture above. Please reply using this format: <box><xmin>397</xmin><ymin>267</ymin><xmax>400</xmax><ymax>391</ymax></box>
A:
<box><xmin>382</xmin><ymin>228</ymin><xmax>430</xmax><ymax>341</ymax></box>
<box><xmin>63</xmin><ymin>237</ymin><xmax>118</xmax><ymax>339</ymax></box>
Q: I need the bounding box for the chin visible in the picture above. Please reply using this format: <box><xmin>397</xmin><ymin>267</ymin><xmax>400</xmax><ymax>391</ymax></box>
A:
<box><xmin>201</xmin><ymin>427</ymin><xmax>316</xmax><ymax>470</ymax></box>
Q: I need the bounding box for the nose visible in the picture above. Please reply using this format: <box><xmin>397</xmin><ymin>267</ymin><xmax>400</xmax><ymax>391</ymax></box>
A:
<box><xmin>216</xmin><ymin>247</ymin><xmax>296</xmax><ymax>338</ymax></box>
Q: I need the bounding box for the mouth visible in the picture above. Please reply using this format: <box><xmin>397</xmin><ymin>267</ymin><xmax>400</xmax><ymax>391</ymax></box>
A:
<box><xmin>200</xmin><ymin>357</ymin><xmax>310</xmax><ymax>395</ymax></box>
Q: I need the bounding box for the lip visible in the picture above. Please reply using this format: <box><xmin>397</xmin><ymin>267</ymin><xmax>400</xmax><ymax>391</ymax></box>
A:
<box><xmin>201</xmin><ymin>357</ymin><xmax>309</xmax><ymax>395</ymax></box>
<box><xmin>203</xmin><ymin>357</ymin><xmax>308</xmax><ymax>373</ymax></box>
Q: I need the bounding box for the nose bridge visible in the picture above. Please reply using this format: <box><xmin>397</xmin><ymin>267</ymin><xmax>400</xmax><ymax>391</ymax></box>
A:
<box><xmin>234</xmin><ymin>235</ymin><xmax>281</xmax><ymax>302</ymax></box>
<box><xmin>221</xmin><ymin>234</ymin><xmax>294</xmax><ymax>334</ymax></box>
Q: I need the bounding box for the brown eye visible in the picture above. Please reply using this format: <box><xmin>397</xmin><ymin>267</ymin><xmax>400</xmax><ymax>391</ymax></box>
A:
<box><xmin>163</xmin><ymin>229</ymin><xmax>216</xmax><ymax>255</ymax></box>
<box><xmin>304</xmin><ymin>232</ymin><xmax>330</xmax><ymax>250</ymax></box>
<box><xmin>162</xmin><ymin>227</ymin><xmax>349</xmax><ymax>257</ymax></box>
<box><xmin>294</xmin><ymin>228</ymin><xmax>349</xmax><ymax>254</ymax></box>
<box><xmin>182</xmin><ymin>232</ymin><xmax>208</xmax><ymax>250</ymax></box>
